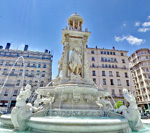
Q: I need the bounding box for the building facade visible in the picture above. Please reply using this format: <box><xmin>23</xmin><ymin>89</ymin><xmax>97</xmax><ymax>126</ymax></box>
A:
<box><xmin>129</xmin><ymin>48</ymin><xmax>150</xmax><ymax>108</ymax></box>
<box><xmin>87</xmin><ymin>46</ymin><xmax>135</xmax><ymax>101</ymax></box>
<box><xmin>0</xmin><ymin>43</ymin><xmax>53</xmax><ymax>111</ymax></box>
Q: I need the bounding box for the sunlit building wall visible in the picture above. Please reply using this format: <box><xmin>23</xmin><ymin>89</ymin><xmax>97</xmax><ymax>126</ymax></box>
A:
<box><xmin>87</xmin><ymin>46</ymin><xmax>135</xmax><ymax>101</ymax></box>
<box><xmin>129</xmin><ymin>48</ymin><xmax>150</xmax><ymax>108</ymax></box>
<box><xmin>0</xmin><ymin>43</ymin><xmax>53</xmax><ymax>111</ymax></box>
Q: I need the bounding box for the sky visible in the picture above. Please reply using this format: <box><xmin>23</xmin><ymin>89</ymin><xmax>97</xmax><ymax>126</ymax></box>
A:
<box><xmin>0</xmin><ymin>0</ymin><xmax>150</xmax><ymax>79</ymax></box>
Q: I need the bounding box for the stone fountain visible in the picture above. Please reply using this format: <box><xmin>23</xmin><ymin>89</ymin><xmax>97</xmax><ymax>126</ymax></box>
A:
<box><xmin>0</xmin><ymin>13</ymin><xmax>143</xmax><ymax>133</ymax></box>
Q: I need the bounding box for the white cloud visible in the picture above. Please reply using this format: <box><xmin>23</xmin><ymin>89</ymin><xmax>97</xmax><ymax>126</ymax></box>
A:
<box><xmin>142</xmin><ymin>22</ymin><xmax>150</xmax><ymax>27</ymax></box>
<box><xmin>135</xmin><ymin>22</ymin><xmax>140</xmax><ymax>27</ymax></box>
<box><xmin>114</xmin><ymin>35</ymin><xmax>145</xmax><ymax>45</ymax></box>
<box><xmin>138</xmin><ymin>28</ymin><xmax>150</xmax><ymax>32</ymax></box>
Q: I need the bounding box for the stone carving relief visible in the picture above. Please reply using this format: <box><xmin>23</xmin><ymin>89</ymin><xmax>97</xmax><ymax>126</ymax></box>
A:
<box><xmin>69</xmin><ymin>47</ymin><xmax>82</xmax><ymax>76</ymax></box>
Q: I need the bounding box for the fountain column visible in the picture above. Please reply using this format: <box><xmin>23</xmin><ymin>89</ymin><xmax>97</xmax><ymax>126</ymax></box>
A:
<box><xmin>83</xmin><ymin>36</ymin><xmax>89</xmax><ymax>81</ymax></box>
<box><xmin>61</xmin><ymin>34</ymin><xmax>70</xmax><ymax>83</ymax></box>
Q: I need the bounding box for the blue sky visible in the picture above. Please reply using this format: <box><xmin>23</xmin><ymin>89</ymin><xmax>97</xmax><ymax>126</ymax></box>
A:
<box><xmin>0</xmin><ymin>0</ymin><xmax>150</xmax><ymax>78</ymax></box>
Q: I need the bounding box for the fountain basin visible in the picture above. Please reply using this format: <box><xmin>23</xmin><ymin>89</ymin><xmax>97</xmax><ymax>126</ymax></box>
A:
<box><xmin>0</xmin><ymin>114</ymin><xmax>130</xmax><ymax>132</ymax></box>
<box><xmin>28</xmin><ymin>116</ymin><xmax>130</xmax><ymax>132</ymax></box>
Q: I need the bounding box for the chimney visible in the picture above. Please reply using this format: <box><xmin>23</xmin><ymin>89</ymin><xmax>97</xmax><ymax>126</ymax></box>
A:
<box><xmin>5</xmin><ymin>43</ymin><xmax>11</xmax><ymax>50</ymax></box>
<box><xmin>0</xmin><ymin>46</ymin><xmax>3</xmax><ymax>49</ymax></box>
<box><xmin>45</xmin><ymin>49</ymin><xmax>48</xmax><ymax>53</ymax></box>
<box><xmin>24</xmin><ymin>45</ymin><xmax>28</xmax><ymax>51</ymax></box>
<box><xmin>86</xmin><ymin>45</ymin><xmax>88</xmax><ymax>48</ymax></box>
<box><xmin>96</xmin><ymin>46</ymin><xmax>97</xmax><ymax>49</ymax></box>
<box><xmin>113</xmin><ymin>46</ymin><xmax>115</xmax><ymax>50</ymax></box>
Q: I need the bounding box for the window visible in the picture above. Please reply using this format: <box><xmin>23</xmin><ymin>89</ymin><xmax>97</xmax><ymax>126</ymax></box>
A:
<box><xmin>105</xmin><ymin>58</ymin><xmax>107</xmax><ymax>62</ymax></box>
<box><xmin>102</xmin><ymin>64</ymin><xmax>104</xmax><ymax>68</ymax></box>
<box><xmin>146</xmin><ymin>68</ymin><xmax>149</xmax><ymax>72</ymax></box>
<box><xmin>121</xmin><ymin>53</ymin><xmax>124</xmax><ymax>56</ymax></box>
<box><xmin>114</xmin><ymin>58</ymin><xmax>117</xmax><ymax>62</ymax></box>
<box><xmin>4</xmin><ymin>90</ymin><xmax>8</xmax><ymax>96</ymax></box>
<box><xmin>36</xmin><ymin>70</ymin><xmax>40</xmax><ymax>75</ymax></box>
<box><xmin>112</xmin><ymin>89</ymin><xmax>115</xmax><ymax>95</ymax></box>
<box><xmin>105</xmin><ymin>64</ymin><xmax>108</xmax><ymax>68</ymax></box>
<box><xmin>19</xmin><ymin>69</ymin><xmax>23</xmax><ymax>76</ymax></box>
<box><xmin>93</xmin><ymin>78</ymin><xmax>96</xmax><ymax>84</ymax></box>
<box><xmin>110</xmin><ymin>52</ymin><xmax>112</xmax><ymax>55</ymax></box>
<box><xmin>109</xmin><ymin>64</ymin><xmax>111</xmax><ymax>68</ymax></box>
<box><xmin>25</xmin><ymin>70</ymin><xmax>28</xmax><ymax>76</ymax></box>
<box><xmin>109</xmin><ymin>71</ymin><xmax>113</xmax><ymax>77</ymax></box>
<box><xmin>16</xmin><ymin>80</ymin><xmax>20</xmax><ymax>86</ymax></box>
<box><xmin>103</xmin><ymin>79</ymin><xmax>107</xmax><ymax>85</ymax></box>
<box><xmin>42</xmin><ymin>71</ymin><xmax>45</xmax><ymax>77</ymax></box>
<box><xmin>112</xmin><ymin>65</ymin><xmax>114</xmax><ymax>68</ymax></box>
<box><xmin>101</xmin><ymin>57</ymin><xmax>104</xmax><ymax>62</ymax></box>
<box><xmin>102</xmin><ymin>71</ymin><xmax>105</xmax><ymax>76</ymax></box>
<box><xmin>104</xmin><ymin>51</ymin><xmax>106</xmax><ymax>54</ymax></box>
<box><xmin>33</xmin><ymin>63</ymin><xmax>36</xmax><ymax>67</ymax></box>
<box><xmin>92</xmin><ymin>71</ymin><xmax>96</xmax><ymax>76</ymax></box>
<box><xmin>107</xmin><ymin>58</ymin><xmax>110</xmax><ymax>62</ymax></box>
<box><xmin>101</xmin><ymin>51</ymin><xmax>103</xmax><ymax>54</ymax></box>
<box><xmin>116</xmin><ymin>72</ymin><xmax>120</xmax><ymax>77</ymax></box>
<box><xmin>27</xmin><ymin>63</ymin><xmax>30</xmax><ymax>67</ymax></box>
<box><xmin>43</xmin><ymin>64</ymin><xmax>46</xmax><ymax>68</ymax></box>
<box><xmin>110</xmin><ymin>79</ymin><xmax>114</xmax><ymax>85</ymax></box>
<box><xmin>107</xmin><ymin>51</ymin><xmax>109</xmax><ymax>55</ymax></box>
<box><xmin>5</xmin><ymin>62</ymin><xmax>9</xmax><ymax>66</ymax></box>
<box><xmin>122</xmin><ymin>59</ymin><xmax>125</xmax><ymax>63</ymax></box>
<box><xmin>38</xmin><ymin>64</ymin><xmax>41</xmax><ymax>68</ymax></box>
<box><xmin>31</xmin><ymin>70</ymin><xmax>34</xmax><ymax>77</ymax></box>
<box><xmin>13</xmin><ymin>90</ymin><xmax>18</xmax><ymax>96</ymax></box>
<box><xmin>125</xmin><ymin>72</ymin><xmax>128</xmax><ymax>78</ymax></box>
<box><xmin>92</xmin><ymin>57</ymin><xmax>95</xmax><ymax>61</ymax></box>
<box><xmin>113</xmin><ymin>52</ymin><xmax>115</xmax><ymax>55</ymax></box>
<box><xmin>91</xmin><ymin>51</ymin><xmax>94</xmax><ymax>54</ymax></box>
<box><xmin>126</xmin><ymin>80</ymin><xmax>129</xmax><ymax>86</ymax></box>
<box><xmin>115</xmin><ymin>65</ymin><xmax>117</xmax><ymax>68</ymax></box>
<box><xmin>92</xmin><ymin>63</ymin><xmax>95</xmax><ymax>67</ymax></box>
<box><xmin>119</xmin><ymin>89</ymin><xmax>123</xmax><ymax>96</ymax></box>
<box><xmin>40</xmin><ymin>81</ymin><xmax>44</xmax><ymax>87</ymax></box>
<box><xmin>117</xmin><ymin>79</ymin><xmax>121</xmax><ymax>86</ymax></box>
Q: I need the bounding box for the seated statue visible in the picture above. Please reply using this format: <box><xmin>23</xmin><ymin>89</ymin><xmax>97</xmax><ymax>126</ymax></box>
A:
<box><xmin>117</xmin><ymin>88</ymin><xmax>143</xmax><ymax>131</ymax></box>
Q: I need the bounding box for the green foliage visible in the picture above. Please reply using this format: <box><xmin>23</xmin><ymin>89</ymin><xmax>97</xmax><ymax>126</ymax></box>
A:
<box><xmin>114</xmin><ymin>100</ymin><xmax>123</xmax><ymax>109</ymax></box>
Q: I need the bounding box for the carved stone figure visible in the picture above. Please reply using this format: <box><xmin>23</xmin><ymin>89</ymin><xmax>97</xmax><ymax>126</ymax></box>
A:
<box><xmin>96</xmin><ymin>96</ymin><xmax>112</xmax><ymax>111</ymax></box>
<box><xmin>69</xmin><ymin>47</ymin><xmax>82</xmax><ymax>75</ymax></box>
<box><xmin>34</xmin><ymin>95</ymin><xmax>41</xmax><ymax>107</ymax></box>
<box><xmin>57</xmin><ymin>52</ymin><xmax>64</xmax><ymax>77</ymax></box>
<box><xmin>117</xmin><ymin>88</ymin><xmax>143</xmax><ymax>131</ymax></box>
<box><xmin>11</xmin><ymin>84</ymin><xmax>32</xmax><ymax>131</ymax></box>
<box><xmin>41</xmin><ymin>92</ymin><xmax>54</xmax><ymax>109</ymax></box>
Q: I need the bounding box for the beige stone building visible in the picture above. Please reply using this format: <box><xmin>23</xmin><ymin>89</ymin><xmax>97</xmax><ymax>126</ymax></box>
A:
<box><xmin>0</xmin><ymin>43</ymin><xmax>53</xmax><ymax>111</ymax></box>
<box><xmin>129</xmin><ymin>48</ymin><xmax>150</xmax><ymax>108</ymax></box>
<box><xmin>87</xmin><ymin>46</ymin><xmax>135</xmax><ymax>101</ymax></box>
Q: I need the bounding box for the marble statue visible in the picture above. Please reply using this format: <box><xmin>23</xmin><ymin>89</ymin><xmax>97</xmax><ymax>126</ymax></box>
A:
<box><xmin>69</xmin><ymin>47</ymin><xmax>82</xmax><ymax>75</ymax></box>
<box><xmin>41</xmin><ymin>92</ymin><xmax>54</xmax><ymax>109</ymax></box>
<box><xmin>96</xmin><ymin>96</ymin><xmax>112</xmax><ymax>111</ymax></box>
<box><xmin>11</xmin><ymin>84</ymin><xmax>32</xmax><ymax>131</ymax></box>
<box><xmin>57</xmin><ymin>52</ymin><xmax>64</xmax><ymax>77</ymax></box>
<box><xmin>34</xmin><ymin>95</ymin><xmax>41</xmax><ymax>107</ymax></box>
<box><xmin>117</xmin><ymin>88</ymin><xmax>143</xmax><ymax>131</ymax></box>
